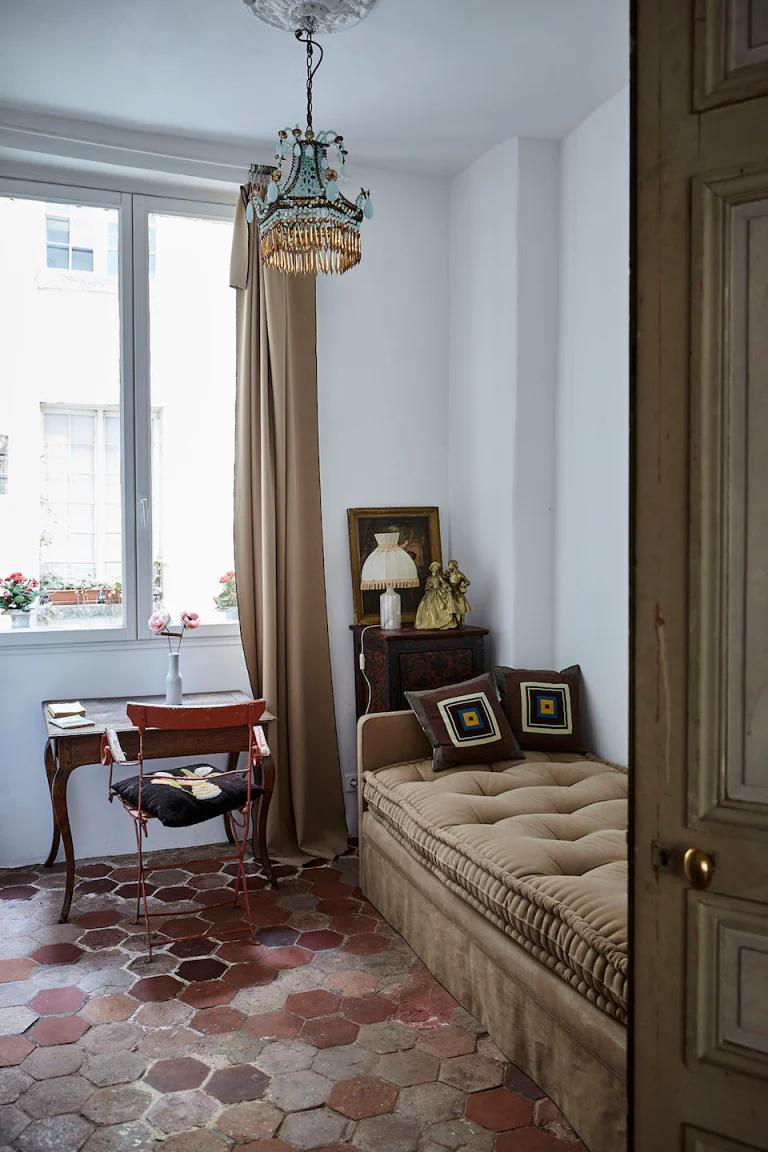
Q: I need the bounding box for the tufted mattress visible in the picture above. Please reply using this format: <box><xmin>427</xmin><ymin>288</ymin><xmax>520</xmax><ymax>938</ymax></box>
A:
<box><xmin>362</xmin><ymin>750</ymin><xmax>628</xmax><ymax>1023</ymax></box>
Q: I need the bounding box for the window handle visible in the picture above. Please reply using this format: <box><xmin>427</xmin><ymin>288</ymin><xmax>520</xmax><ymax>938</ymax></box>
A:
<box><xmin>139</xmin><ymin>497</ymin><xmax>148</xmax><ymax>528</ymax></box>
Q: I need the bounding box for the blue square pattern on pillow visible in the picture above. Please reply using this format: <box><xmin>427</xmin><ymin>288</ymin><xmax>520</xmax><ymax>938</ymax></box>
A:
<box><xmin>520</xmin><ymin>682</ymin><xmax>573</xmax><ymax>735</ymax></box>
<box><xmin>437</xmin><ymin>691</ymin><xmax>501</xmax><ymax>749</ymax></box>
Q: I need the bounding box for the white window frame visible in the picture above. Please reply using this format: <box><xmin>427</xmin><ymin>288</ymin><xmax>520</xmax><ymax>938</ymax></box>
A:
<box><xmin>0</xmin><ymin>176</ymin><xmax>239</xmax><ymax>650</ymax></box>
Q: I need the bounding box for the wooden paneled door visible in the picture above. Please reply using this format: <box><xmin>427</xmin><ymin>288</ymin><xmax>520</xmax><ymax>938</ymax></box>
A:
<box><xmin>634</xmin><ymin>1</ymin><xmax>768</xmax><ymax>1148</ymax></box>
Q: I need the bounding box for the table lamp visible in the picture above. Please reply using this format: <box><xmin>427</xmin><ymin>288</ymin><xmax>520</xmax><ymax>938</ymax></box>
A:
<box><xmin>360</xmin><ymin>532</ymin><xmax>420</xmax><ymax>630</ymax></box>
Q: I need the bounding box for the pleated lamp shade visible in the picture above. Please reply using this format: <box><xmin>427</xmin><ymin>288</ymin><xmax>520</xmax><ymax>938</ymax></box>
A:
<box><xmin>360</xmin><ymin>533</ymin><xmax>419</xmax><ymax>630</ymax></box>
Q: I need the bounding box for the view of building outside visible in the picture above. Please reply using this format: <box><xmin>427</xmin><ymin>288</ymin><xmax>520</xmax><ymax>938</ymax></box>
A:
<box><xmin>0</xmin><ymin>195</ymin><xmax>237</xmax><ymax>631</ymax></box>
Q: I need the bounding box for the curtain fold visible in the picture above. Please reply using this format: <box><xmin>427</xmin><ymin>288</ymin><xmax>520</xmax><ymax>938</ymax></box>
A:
<box><xmin>231</xmin><ymin>192</ymin><xmax>347</xmax><ymax>865</ymax></box>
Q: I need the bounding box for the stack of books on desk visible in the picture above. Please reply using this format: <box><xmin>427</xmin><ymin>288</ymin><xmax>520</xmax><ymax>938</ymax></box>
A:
<box><xmin>47</xmin><ymin>702</ymin><xmax>95</xmax><ymax>730</ymax></box>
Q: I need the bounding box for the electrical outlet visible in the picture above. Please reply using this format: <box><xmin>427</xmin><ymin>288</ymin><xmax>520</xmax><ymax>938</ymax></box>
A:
<box><xmin>344</xmin><ymin>774</ymin><xmax>358</xmax><ymax>793</ymax></box>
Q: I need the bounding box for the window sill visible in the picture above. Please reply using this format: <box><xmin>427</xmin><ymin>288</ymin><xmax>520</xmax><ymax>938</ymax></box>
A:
<box><xmin>0</xmin><ymin>624</ymin><xmax>242</xmax><ymax>655</ymax></box>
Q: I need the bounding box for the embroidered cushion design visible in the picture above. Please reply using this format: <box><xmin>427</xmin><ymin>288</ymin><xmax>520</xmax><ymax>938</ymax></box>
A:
<box><xmin>495</xmin><ymin>665</ymin><xmax>583</xmax><ymax>752</ymax></box>
<box><xmin>406</xmin><ymin>673</ymin><xmax>522</xmax><ymax>771</ymax></box>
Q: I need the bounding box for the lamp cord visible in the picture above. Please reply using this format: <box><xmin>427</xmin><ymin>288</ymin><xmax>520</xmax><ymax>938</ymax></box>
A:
<box><xmin>295</xmin><ymin>22</ymin><xmax>324</xmax><ymax>132</ymax></box>
<box><xmin>358</xmin><ymin>624</ymin><xmax>377</xmax><ymax>715</ymax></box>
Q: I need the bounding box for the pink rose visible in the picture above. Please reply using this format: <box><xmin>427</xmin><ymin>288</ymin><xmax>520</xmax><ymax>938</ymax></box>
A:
<box><xmin>148</xmin><ymin>610</ymin><xmax>170</xmax><ymax>634</ymax></box>
<box><xmin>180</xmin><ymin>611</ymin><xmax>200</xmax><ymax>630</ymax></box>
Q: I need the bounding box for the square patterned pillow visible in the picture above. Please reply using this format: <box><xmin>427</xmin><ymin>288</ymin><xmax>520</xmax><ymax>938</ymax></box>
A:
<box><xmin>494</xmin><ymin>664</ymin><xmax>583</xmax><ymax>752</ymax></box>
<box><xmin>405</xmin><ymin>673</ymin><xmax>522</xmax><ymax>771</ymax></box>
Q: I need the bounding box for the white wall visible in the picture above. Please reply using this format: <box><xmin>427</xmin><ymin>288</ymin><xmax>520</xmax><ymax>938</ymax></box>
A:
<box><xmin>317</xmin><ymin>166</ymin><xmax>450</xmax><ymax>824</ymax></box>
<box><xmin>448</xmin><ymin>138</ymin><xmax>559</xmax><ymax>670</ymax></box>
<box><xmin>554</xmin><ymin>86</ymin><xmax>629</xmax><ymax>764</ymax></box>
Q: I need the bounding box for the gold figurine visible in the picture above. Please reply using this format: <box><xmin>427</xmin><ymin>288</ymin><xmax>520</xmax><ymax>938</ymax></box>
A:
<box><xmin>446</xmin><ymin>559</ymin><xmax>471</xmax><ymax>628</ymax></box>
<box><xmin>415</xmin><ymin>559</ymin><xmax>472</xmax><ymax>630</ymax></box>
<box><xmin>415</xmin><ymin>562</ymin><xmax>456</xmax><ymax>630</ymax></box>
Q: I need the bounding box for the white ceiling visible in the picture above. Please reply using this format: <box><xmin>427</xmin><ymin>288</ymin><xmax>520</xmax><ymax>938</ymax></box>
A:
<box><xmin>0</xmin><ymin>0</ymin><xmax>628</xmax><ymax>175</ymax></box>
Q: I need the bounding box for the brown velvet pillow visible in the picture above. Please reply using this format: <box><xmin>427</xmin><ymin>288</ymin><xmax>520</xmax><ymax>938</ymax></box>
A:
<box><xmin>405</xmin><ymin>673</ymin><xmax>522</xmax><ymax>771</ymax></box>
<box><xmin>494</xmin><ymin>664</ymin><xmax>583</xmax><ymax>752</ymax></box>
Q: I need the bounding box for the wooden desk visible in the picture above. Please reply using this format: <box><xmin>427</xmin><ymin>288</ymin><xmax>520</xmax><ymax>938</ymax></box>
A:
<box><xmin>42</xmin><ymin>691</ymin><xmax>275</xmax><ymax>923</ymax></box>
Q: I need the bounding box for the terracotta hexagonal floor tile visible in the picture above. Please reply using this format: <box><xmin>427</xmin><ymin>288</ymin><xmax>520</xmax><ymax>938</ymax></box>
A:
<box><xmin>128</xmin><ymin>975</ymin><xmax>184</xmax><ymax>1003</ymax></box>
<box><xmin>27</xmin><ymin>1015</ymin><xmax>90</xmax><ymax>1046</ymax></box>
<box><xmin>255</xmin><ymin>926</ymin><xmax>299</xmax><ymax>948</ymax></box>
<box><xmin>329</xmin><ymin>1075</ymin><xmax>398</xmax><ymax>1120</ymax></box>
<box><xmin>353</xmin><ymin>1112</ymin><xmax>421</xmax><ymax>1152</ymax></box>
<box><xmin>494</xmin><ymin>1128</ymin><xmax>584</xmax><ymax>1152</ymax></box>
<box><xmin>325</xmin><ymin>971</ymin><xmax>379</xmax><ymax>998</ymax></box>
<box><xmin>285</xmin><ymin>990</ymin><xmax>341</xmax><ymax>1019</ymax></box>
<box><xmin>145</xmin><ymin>1056</ymin><xmax>210</xmax><ymax>1092</ymax></box>
<box><xmin>21</xmin><ymin>1044</ymin><xmax>84</xmax><ymax>1080</ymax></box>
<box><xmin>76</xmin><ymin>911</ymin><xmax>123</xmax><ymax>930</ymax></box>
<box><xmin>205</xmin><ymin>1063</ymin><xmax>269</xmax><ymax>1104</ymax></box>
<box><xmin>263</xmin><ymin>946</ymin><xmax>311</xmax><ymax>970</ymax></box>
<box><xmin>396</xmin><ymin>1082</ymin><xmax>465</xmax><ymax>1125</ymax></box>
<box><xmin>27</xmin><ymin>986</ymin><xmax>86</xmax><ymax>1015</ymax></box>
<box><xmin>440</xmin><ymin>1054</ymin><xmax>505</xmax><ymax>1094</ymax></box>
<box><xmin>233</xmin><ymin>1142</ymin><xmax>296</xmax><ymax>1152</ymax></box>
<box><xmin>14</xmin><ymin>1113</ymin><xmax>94</xmax><ymax>1150</ymax></box>
<box><xmin>216</xmin><ymin>940</ymin><xmax>267</xmax><ymax>964</ymax></box>
<box><xmin>341</xmin><ymin>995</ymin><xmax>395</xmax><ymax>1025</ymax></box>
<box><xmin>179</xmin><ymin>980</ymin><xmax>235</xmax><ymax>1009</ymax></box>
<box><xmin>168</xmin><ymin>936</ymin><xmax>219</xmax><ymax>959</ymax></box>
<box><xmin>301</xmin><ymin>1014</ymin><xmax>359</xmax><ymax>1049</ymax></box>
<box><xmin>153</xmin><ymin>886</ymin><xmax>194</xmax><ymax>904</ymax></box>
<box><xmin>315</xmin><ymin>898</ymin><xmax>360</xmax><ymax>916</ymax></box>
<box><xmin>377</xmin><ymin>1047</ymin><xmax>440</xmax><ymax>1088</ymax></box>
<box><xmin>30</xmin><ymin>942</ymin><xmax>83</xmax><ymax>965</ymax></box>
<box><xmin>0</xmin><ymin>958</ymin><xmax>37</xmax><ymax>983</ymax></box>
<box><xmin>417</xmin><ymin>1026</ymin><xmax>477</xmax><ymax>1059</ymax></box>
<box><xmin>192</xmin><ymin>1006</ymin><xmax>246</xmax><ymax>1034</ymax></box>
<box><xmin>295</xmin><ymin>930</ymin><xmax>343</xmax><ymax>952</ymax></box>
<box><xmin>185</xmin><ymin>859</ymin><xmax>224</xmax><ymax>875</ymax></box>
<box><xmin>79</xmin><ymin>994</ymin><xmax>136</xmax><ymax>1025</ymax></box>
<box><xmin>176</xmin><ymin>958</ymin><xmax>227</xmax><ymax>983</ymax></box>
<box><xmin>222</xmin><ymin>962</ymin><xmax>277</xmax><ymax>989</ymax></box>
<box><xmin>343</xmin><ymin>934</ymin><xmax>389</xmax><ymax>957</ymax></box>
<box><xmin>83</xmin><ymin>928</ymin><xmax>129</xmax><ymax>950</ymax></box>
<box><xmin>242</xmin><ymin>1010</ymin><xmax>302</xmax><ymax>1040</ymax></box>
<box><xmin>78</xmin><ymin>878</ymin><xmax>118</xmax><ymax>895</ymax></box>
<box><xmin>0</xmin><ymin>885</ymin><xmax>37</xmax><ymax>901</ymax></box>
<box><xmin>215</xmin><ymin>1100</ymin><xmax>283</xmax><ymax>1143</ymax></box>
<box><xmin>465</xmin><ymin>1088</ymin><xmax>534</xmax><ymax>1132</ymax></box>
<box><xmin>160</xmin><ymin>917</ymin><xmax>207</xmax><ymax>941</ymax></box>
<box><xmin>0</xmin><ymin>1035</ymin><xmax>34</xmax><ymax>1067</ymax></box>
<box><xmin>329</xmin><ymin>913</ymin><xmax>377</xmax><ymax>936</ymax></box>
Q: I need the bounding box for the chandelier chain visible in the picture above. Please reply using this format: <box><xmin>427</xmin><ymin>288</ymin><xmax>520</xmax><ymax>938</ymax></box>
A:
<box><xmin>295</xmin><ymin>22</ymin><xmax>324</xmax><ymax>132</ymax></box>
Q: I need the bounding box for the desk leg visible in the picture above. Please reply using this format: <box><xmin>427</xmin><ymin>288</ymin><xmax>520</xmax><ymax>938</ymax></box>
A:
<box><xmin>222</xmin><ymin>751</ymin><xmax>239</xmax><ymax>845</ymax></box>
<box><xmin>50</xmin><ymin>764</ymin><xmax>76</xmax><ymax>923</ymax></box>
<box><xmin>43</xmin><ymin>740</ymin><xmax>61</xmax><ymax>868</ymax></box>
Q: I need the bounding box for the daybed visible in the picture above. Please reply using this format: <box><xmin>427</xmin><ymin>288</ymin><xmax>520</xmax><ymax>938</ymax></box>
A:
<box><xmin>357</xmin><ymin>709</ymin><xmax>627</xmax><ymax>1152</ymax></box>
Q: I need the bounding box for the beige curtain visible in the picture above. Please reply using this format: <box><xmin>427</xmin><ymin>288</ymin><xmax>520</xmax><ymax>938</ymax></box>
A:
<box><xmin>230</xmin><ymin>192</ymin><xmax>347</xmax><ymax>865</ymax></box>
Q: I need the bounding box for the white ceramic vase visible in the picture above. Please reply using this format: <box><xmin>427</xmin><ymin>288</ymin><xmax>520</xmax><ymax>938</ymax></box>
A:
<box><xmin>10</xmin><ymin>611</ymin><xmax>31</xmax><ymax>630</ymax></box>
<box><xmin>165</xmin><ymin>652</ymin><xmax>183</xmax><ymax>706</ymax></box>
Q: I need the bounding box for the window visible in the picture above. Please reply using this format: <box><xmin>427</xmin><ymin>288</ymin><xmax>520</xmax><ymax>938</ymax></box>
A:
<box><xmin>0</xmin><ymin>435</ymin><xmax>8</xmax><ymax>496</ymax></box>
<box><xmin>45</xmin><ymin>210</ymin><xmax>94</xmax><ymax>272</ymax></box>
<box><xmin>147</xmin><ymin>211</ymin><xmax>235</xmax><ymax>624</ymax></box>
<box><xmin>0</xmin><ymin>184</ymin><xmax>236</xmax><ymax>641</ymax></box>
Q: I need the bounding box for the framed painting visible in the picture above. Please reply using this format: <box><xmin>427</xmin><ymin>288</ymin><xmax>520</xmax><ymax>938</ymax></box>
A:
<box><xmin>348</xmin><ymin>506</ymin><xmax>442</xmax><ymax>624</ymax></box>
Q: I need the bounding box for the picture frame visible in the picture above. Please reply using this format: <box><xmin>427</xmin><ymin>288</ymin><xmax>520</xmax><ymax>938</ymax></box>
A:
<box><xmin>348</xmin><ymin>506</ymin><xmax>442</xmax><ymax>624</ymax></box>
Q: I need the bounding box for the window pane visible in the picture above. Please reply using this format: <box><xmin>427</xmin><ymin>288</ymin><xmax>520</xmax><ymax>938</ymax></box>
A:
<box><xmin>148</xmin><ymin>211</ymin><xmax>236</xmax><ymax>625</ymax></box>
<box><xmin>71</xmin><ymin>247</ymin><xmax>94</xmax><ymax>272</ymax></box>
<box><xmin>46</xmin><ymin>215</ymin><xmax>69</xmax><ymax>245</ymax></box>
<box><xmin>46</xmin><ymin>244</ymin><xmax>68</xmax><ymax>269</ymax></box>
<box><xmin>0</xmin><ymin>196</ymin><xmax>124</xmax><ymax>632</ymax></box>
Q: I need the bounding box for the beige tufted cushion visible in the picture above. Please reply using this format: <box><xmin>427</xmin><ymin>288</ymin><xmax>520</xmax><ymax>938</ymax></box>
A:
<box><xmin>363</xmin><ymin>750</ymin><xmax>628</xmax><ymax>1023</ymax></box>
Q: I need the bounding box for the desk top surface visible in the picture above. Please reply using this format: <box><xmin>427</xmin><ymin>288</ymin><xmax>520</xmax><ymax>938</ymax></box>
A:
<box><xmin>42</xmin><ymin>691</ymin><xmax>275</xmax><ymax>739</ymax></box>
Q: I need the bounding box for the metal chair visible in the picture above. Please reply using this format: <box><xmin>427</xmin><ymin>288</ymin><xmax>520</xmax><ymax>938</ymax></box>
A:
<box><xmin>101</xmin><ymin>699</ymin><xmax>275</xmax><ymax>958</ymax></box>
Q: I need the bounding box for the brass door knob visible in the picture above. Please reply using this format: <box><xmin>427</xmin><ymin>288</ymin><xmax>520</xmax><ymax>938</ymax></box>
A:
<box><xmin>683</xmin><ymin>847</ymin><xmax>715</xmax><ymax>890</ymax></box>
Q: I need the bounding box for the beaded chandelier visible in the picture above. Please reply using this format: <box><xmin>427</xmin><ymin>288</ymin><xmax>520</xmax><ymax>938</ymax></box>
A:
<box><xmin>245</xmin><ymin>17</ymin><xmax>373</xmax><ymax>275</ymax></box>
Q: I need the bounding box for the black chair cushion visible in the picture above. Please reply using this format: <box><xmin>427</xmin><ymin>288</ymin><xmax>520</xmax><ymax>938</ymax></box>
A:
<box><xmin>112</xmin><ymin>764</ymin><xmax>262</xmax><ymax>828</ymax></box>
